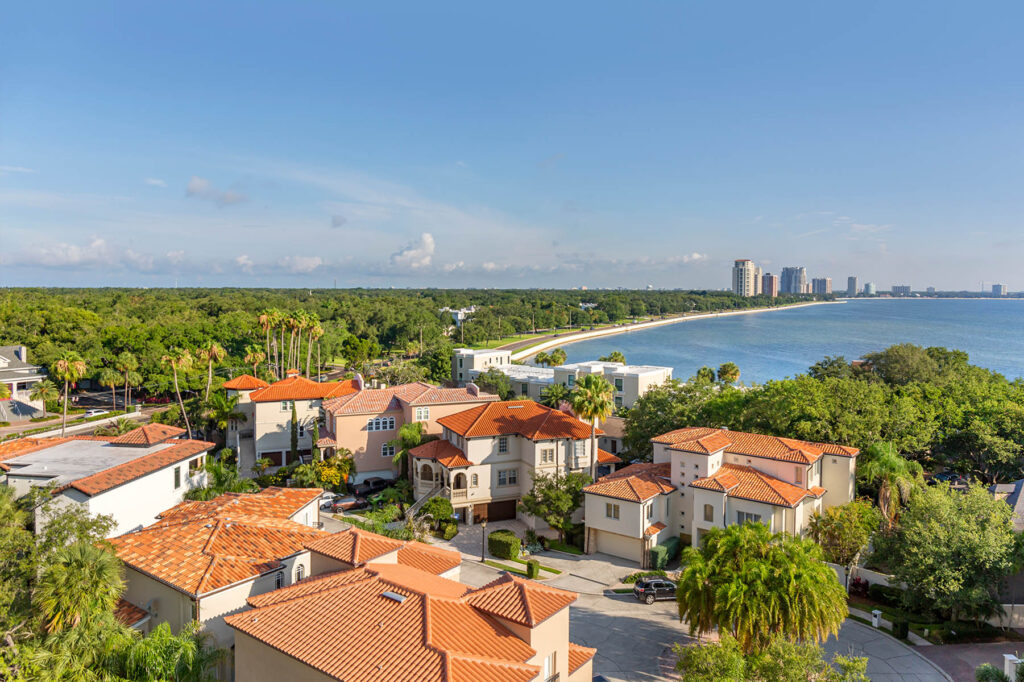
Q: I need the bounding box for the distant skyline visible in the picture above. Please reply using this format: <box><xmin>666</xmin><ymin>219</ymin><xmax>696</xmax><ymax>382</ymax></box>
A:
<box><xmin>2</xmin><ymin>2</ymin><xmax>1024</xmax><ymax>289</ymax></box>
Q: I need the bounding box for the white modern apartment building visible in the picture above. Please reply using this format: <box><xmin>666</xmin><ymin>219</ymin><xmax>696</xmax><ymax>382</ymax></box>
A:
<box><xmin>0</xmin><ymin>345</ymin><xmax>47</xmax><ymax>422</ymax></box>
<box><xmin>583</xmin><ymin>427</ymin><xmax>858</xmax><ymax>565</ymax></box>
<box><xmin>731</xmin><ymin>259</ymin><xmax>762</xmax><ymax>297</ymax></box>
<box><xmin>452</xmin><ymin>349</ymin><xmax>672</xmax><ymax>409</ymax></box>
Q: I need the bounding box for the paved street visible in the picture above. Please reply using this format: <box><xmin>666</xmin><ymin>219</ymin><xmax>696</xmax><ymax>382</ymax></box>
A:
<box><xmin>823</xmin><ymin>621</ymin><xmax>951</xmax><ymax>682</ymax></box>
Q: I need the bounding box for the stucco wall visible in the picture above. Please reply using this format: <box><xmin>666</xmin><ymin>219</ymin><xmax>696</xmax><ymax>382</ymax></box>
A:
<box><xmin>821</xmin><ymin>454</ymin><xmax>856</xmax><ymax>508</ymax></box>
<box><xmin>254</xmin><ymin>399</ymin><xmax>321</xmax><ymax>463</ymax></box>
<box><xmin>122</xmin><ymin>567</ymin><xmax>194</xmax><ymax>634</ymax></box>
<box><xmin>89</xmin><ymin>458</ymin><xmax>207</xmax><ymax>537</ymax></box>
<box><xmin>233</xmin><ymin>630</ymin><xmax>336</xmax><ymax>682</ymax></box>
<box><xmin>497</xmin><ymin>608</ymin><xmax>572</xmax><ymax>682</ymax></box>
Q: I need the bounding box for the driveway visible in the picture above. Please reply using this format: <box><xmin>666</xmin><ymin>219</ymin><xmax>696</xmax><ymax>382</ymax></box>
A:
<box><xmin>917</xmin><ymin>641</ymin><xmax>1023</xmax><ymax>681</ymax></box>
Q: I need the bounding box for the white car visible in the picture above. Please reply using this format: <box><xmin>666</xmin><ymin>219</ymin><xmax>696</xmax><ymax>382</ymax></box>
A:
<box><xmin>84</xmin><ymin>409</ymin><xmax>110</xmax><ymax>418</ymax></box>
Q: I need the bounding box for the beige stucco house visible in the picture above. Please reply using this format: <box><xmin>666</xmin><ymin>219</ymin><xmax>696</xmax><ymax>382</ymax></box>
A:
<box><xmin>583</xmin><ymin>427</ymin><xmax>858</xmax><ymax>565</ymax></box>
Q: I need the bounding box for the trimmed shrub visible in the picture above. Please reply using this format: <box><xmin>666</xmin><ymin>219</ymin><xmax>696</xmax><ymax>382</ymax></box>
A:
<box><xmin>440</xmin><ymin>520</ymin><xmax>458</xmax><ymax>540</ymax></box>
<box><xmin>623</xmin><ymin>570</ymin><xmax>667</xmax><ymax>584</ymax></box>
<box><xmin>891</xmin><ymin>617</ymin><xmax>909</xmax><ymax>640</ymax></box>
<box><xmin>868</xmin><ymin>584</ymin><xmax>903</xmax><ymax>607</ymax></box>
<box><xmin>649</xmin><ymin>537</ymin><xmax>680</xmax><ymax>570</ymax></box>
<box><xmin>488</xmin><ymin>530</ymin><xmax>521</xmax><ymax>560</ymax></box>
<box><xmin>417</xmin><ymin>496</ymin><xmax>454</xmax><ymax>523</ymax></box>
<box><xmin>526</xmin><ymin>559</ymin><xmax>540</xmax><ymax>579</ymax></box>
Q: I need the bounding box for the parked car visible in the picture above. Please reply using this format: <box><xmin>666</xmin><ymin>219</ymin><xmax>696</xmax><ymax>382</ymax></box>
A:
<box><xmin>350</xmin><ymin>477</ymin><xmax>390</xmax><ymax>497</ymax></box>
<box><xmin>84</xmin><ymin>409</ymin><xmax>110</xmax><ymax>418</ymax></box>
<box><xmin>930</xmin><ymin>471</ymin><xmax>967</xmax><ymax>486</ymax></box>
<box><xmin>633</xmin><ymin>577</ymin><xmax>677</xmax><ymax>604</ymax></box>
<box><xmin>329</xmin><ymin>496</ymin><xmax>368</xmax><ymax>513</ymax></box>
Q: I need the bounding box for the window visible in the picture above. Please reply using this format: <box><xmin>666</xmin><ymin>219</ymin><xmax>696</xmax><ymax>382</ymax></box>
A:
<box><xmin>795</xmin><ymin>467</ymin><xmax>803</xmax><ymax>484</ymax></box>
<box><xmin>737</xmin><ymin>511</ymin><xmax>762</xmax><ymax>525</ymax></box>
<box><xmin>497</xmin><ymin>469</ymin><xmax>518</xmax><ymax>486</ymax></box>
<box><xmin>498</xmin><ymin>437</ymin><xmax>508</xmax><ymax>453</ymax></box>
<box><xmin>458</xmin><ymin>358</ymin><xmax>463</xmax><ymax>368</ymax></box>
<box><xmin>815</xmin><ymin>460</ymin><xmax>822</xmax><ymax>478</ymax></box>
<box><xmin>367</xmin><ymin>417</ymin><xmax>396</xmax><ymax>431</ymax></box>
<box><xmin>540</xmin><ymin>448</ymin><xmax>555</xmax><ymax>464</ymax></box>
<box><xmin>174</xmin><ymin>466</ymin><xmax>181</xmax><ymax>489</ymax></box>
<box><xmin>415</xmin><ymin>406</ymin><xmax>430</xmax><ymax>421</ymax></box>
<box><xmin>615</xmin><ymin>395</ymin><xmax>622</xmax><ymax>408</ymax></box>
<box><xmin>298</xmin><ymin>423</ymin><xmax>306</xmax><ymax>438</ymax></box>
<box><xmin>567</xmin><ymin>375</ymin><xmax>575</xmax><ymax>387</ymax></box>
<box><xmin>605</xmin><ymin>503</ymin><xmax>620</xmax><ymax>519</ymax></box>
<box><xmin>645</xmin><ymin>503</ymin><xmax>653</xmax><ymax>520</ymax></box>
<box><xmin>471</xmin><ymin>473</ymin><xmax>478</xmax><ymax>487</ymax></box>
<box><xmin>296</xmin><ymin>564</ymin><xmax>305</xmax><ymax>581</ymax></box>
<box><xmin>381</xmin><ymin>444</ymin><xmax>396</xmax><ymax>458</ymax></box>
<box><xmin>573</xmin><ymin>440</ymin><xmax>585</xmax><ymax>462</ymax></box>
<box><xmin>280</xmin><ymin>400</ymin><xmax>293</xmax><ymax>412</ymax></box>
<box><xmin>703</xmin><ymin>504</ymin><xmax>714</xmax><ymax>522</ymax></box>
<box><xmin>615</xmin><ymin>378</ymin><xmax>623</xmax><ymax>391</ymax></box>
<box><xmin>520</xmin><ymin>383</ymin><xmax>529</xmax><ymax>395</ymax></box>
<box><xmin>275</xmin><ymin>572</ymin><xmax>285</xmax><ymax>589</ymax></box>
<box><xmin>543</xmin><ymin>651</ymin><xmax>557</xmax><ymax>682</ymax></box>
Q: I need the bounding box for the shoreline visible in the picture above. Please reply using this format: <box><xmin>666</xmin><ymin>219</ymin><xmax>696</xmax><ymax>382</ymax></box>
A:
<box><xmin>509</xmin><ymin>300</ymin><xmax>844</xmax><ymax>361</ymax></box>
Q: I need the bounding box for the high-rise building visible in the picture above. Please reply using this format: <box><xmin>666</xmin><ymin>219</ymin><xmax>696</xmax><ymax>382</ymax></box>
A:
<box><xmin>802</xmin><ymin>282</ymin><xmax>812</xmax><ymax>294</ymax></box>
<box><xmin>926</xmin><ymin>286</ymin><xmax>936</xmax><ymax>295</ymax></box>
<box><xmin>761</xmin><ymin>273</ymin><xmax>779</xmax><ymax>297</ymax></box>
<box><xmin>864</xmin><ymin>282</ymin><xmax>877</xmax><ymax>296</ymax></box>
<box><xmin>731</xmin><ymin>259</ymin><xmax>758</xmax><ymax>297</ymax></box>
<box><xmin>780</xmin><ymin>267</ymin><xmax>807</xmax><ymax>295</ymax></box>
<box><xmin>753</xmin><ymin>265</ymin><xmax>763</xmax><ymax>295</ymax></box>
<box><xmin>993</xmin><ymin>284</ymin><xmax>1007</xmax><ymax>297</ymax></box>
<box><xmin>892</xmin><ymin>285</ymin><xmax>912</xmax><ymax>297</ymax></box>
<box><xmin>847</xmin><ymin>276</ymin><xmax>858</xmax><ymax>297</ymax></box>
<box><xmin>811</xmin><ymin>277</ymin><xmax>832</xmax><ymax>294</ymax></box>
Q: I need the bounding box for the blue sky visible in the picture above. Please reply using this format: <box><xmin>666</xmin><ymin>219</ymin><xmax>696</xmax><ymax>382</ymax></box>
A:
<box><xmin>3</xmin><ymin>1</ymin><xmax>1023</xmax><ymax>290</ymax></box>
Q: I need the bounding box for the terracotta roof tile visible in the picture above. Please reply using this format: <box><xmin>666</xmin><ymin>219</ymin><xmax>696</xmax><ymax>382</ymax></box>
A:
<box><xmin>67</xmin><ymin>439</ymin><xmax>214</xmax><ymax>496</ymax></box>
<box><xmin>226</xmin><ymin>564</ymin><xmax>543</xmax><ymax>682</ymax></box>
<box><xmin>157</xmin><ymin>487</ymin><xmax>321</xmax><ymax>524</ymax></box>
<box><xmin>643</xmin><ymin>521</ymin><xmax>667</xmax><ymax>536</ymax></box>
<box><xmin>438</xmin><ymin>400</ymin><xmax>599</xmax><ymax>441</ymax></box>
<box><xmin>109</xmin><ymin>423</ymin><xmax>185</xmax><ymax>446</ymax></box>
<box><xmin>652</xmin><ymin>427</ymin><xmax>858</xmax><ymax>464</ymax></box>
<box><xmin>689</xmin><ymin>463</ymin><xmax>814</xmax><ymax>507</ymax></box>
<box><xmin>464</xmin><ymin>573</ymin><xmax>577</xmax><ymax>627</ymax></box>
<box><xmin>583</xmin><ymin>462</ymin><xmax>675</xmax><ymax>503</ymax></box>
<box><xmin>114</xmin><ymin>598</ymin><xmax>149</xmax><ymax>627</ymax></box>
<box><xmin>323</xmin><ymin>382</ymin><xmax>496</xmax><ymax>416</ymax></box>
<box><xmin>305</xmin><ymin>527</ymin><xmax>404</xmax><ymax>566</ymax></box>
<box><xmin>409</xmin><ymin>439</ymin><xmax>472</xmax><ymax>468</ymax></box>
<box><xmin>395</xmin><ymin>542</ymin><xmax>462</xmax><ymax>575</ymax></box>
<box><xmin>568</xmin><ymin>642</ymin><xmax>597</xmax><ymax>674</ymax></box>
<box><xmin>222</xmin><ymin>374</ymin><xmax>269</xmax><ymax>390</ymax></box>
<box><xmin>249</xmin><ymin>376</ymin><xmax>359</xmax><ymax>403</ymax></box>
<box><xmin>597</xmin><ymin>448</ymin><xmax>622</xmax><ymax>464</ymax></box>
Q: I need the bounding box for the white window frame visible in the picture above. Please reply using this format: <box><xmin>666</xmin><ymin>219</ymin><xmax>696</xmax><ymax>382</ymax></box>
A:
<box><xmin>737</xmin><ymin>511</ymin><xmax>762</xmax><ymax>525</ymax></box>
<box><xmin>540</xmin><ymin>447</ymin><xmax>554</xmax><ymax>464</ymax></box>
<box><xmin>614</xmin><ymin>378</ymin><xmax>623</xmax><ymax>391</ymax></box>
<box><xmin>795</xmin><ymin>466</ymin><xmax>803</xmax><ymax>484</ymax></box>
<box><xmin>296</xmin><ymin>564</ymin><xmax>305</xmax><ymax>581</ymax></box>
<box><xmin>381</xmin><ymin>443</ymin><xmax>396</xmax><ymax>458</ymax></box>
<box><xmin>497</xmin><ymin>469</ymin><xmax>518</xmax><ymax>486</ymax></box>
<box><xmin>174</xmin><ymin>466</ymin><xmax>181</xmax><ymax>489</ymax></box>
<box><xmin>498</xmin><ymin>437</ymin><xmax>508</xmax><ymax>453</ymax></box>
<box><xmin>415</xmin><ymin>406</ymin><xmax>430</xmax><ymax>421</ymax></box>
<box><xmin>606</xmin><ymin>503</ymin><xmax>620</xmax><ymax>519</ymax></box>
<box><xmin>471</xmin><ymin>473</ymin><xmax>478</xmax><ymax>487</ymax></box>
<box><xmin>645</xmin><ymin>503</ymin><xmax>653</xmax><ymax>520</ymax></box>
<box><xmin>275</xmin><ymin>572</ymin><xmax>284</xmax><ymax>589</ymax></box>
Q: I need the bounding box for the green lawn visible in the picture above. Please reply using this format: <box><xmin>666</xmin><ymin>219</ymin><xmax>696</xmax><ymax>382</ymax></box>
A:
<box><xmin>548</xmin><ymin>540</ymin><xmax>583</xmax><ymax>555</ymax></box>
<box><xmin>506</xmin><ymin>557</ymin><xmax>563</xmax><ymax>574</ymax></box>
<box><xmin>483</xmin><ymin>560</ymin><xmax>528</xmax><ymax>577</ymax></box>
<box><xmin>466</xmin><ymin>332</ymin><xmax>550</xmax><ymax>350</ymax></box>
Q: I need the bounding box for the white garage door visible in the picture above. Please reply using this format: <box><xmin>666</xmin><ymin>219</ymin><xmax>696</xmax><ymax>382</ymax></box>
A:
<box><xmin>595</xmin><ymin>529</ymin><xmax>642</xmax><ymax>564</ymax></box>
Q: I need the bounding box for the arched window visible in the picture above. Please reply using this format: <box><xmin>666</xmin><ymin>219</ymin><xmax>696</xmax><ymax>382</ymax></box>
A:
<box><xmin>420</xmin><ymin>464</ymin><xmax>434</xmax><ymax>482</ymax></box>
<box><xmin>471</xmin><ymin>473</ymin><xmax>478</xmax><ymax>487</ymax></box>
<box><xmin>296</xmin><ymin>564</ymin><xmax>305</xmax><ymax>582</ymax></box>
<box><xmin>703</xmin><ymin>504</ymin><xmax>714</xmax><ymax>523</ymax></box>
<box><xmin>275</xmin><ymin>572</ymin><xmax>284</xmax><ymax>589</ymax></box>
<box><xmin>453</xmin><ymin>472</ymin><xmax>467</xmax><ymax>490</ymax></box>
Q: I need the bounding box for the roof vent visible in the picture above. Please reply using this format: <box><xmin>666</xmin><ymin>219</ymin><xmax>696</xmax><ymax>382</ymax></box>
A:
<box><xmin>466</xmin><ymin>382</ymin><xmax>479</xmax><ymax>396</ymax></box>
<box><xmin>381</xmin><ymin>591</ymin><xmax>406</xmax><ymax>603</ymax></box>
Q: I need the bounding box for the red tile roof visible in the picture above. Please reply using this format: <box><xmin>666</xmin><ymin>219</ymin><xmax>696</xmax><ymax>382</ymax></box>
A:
<box><xmin>689</xmin><ymin>463</ymin><xmax>819</xmax><ymax>507</ymax></box>
<box><xmin>568</xmin><ymin>642</ymin><xmax>597</xmax><ymax>674</ymax></box>
<box><xmin>222</xmin><ymin>374</ymin><xmax>269</xmax><ymax>390</ymax></box>
<box><xmin>114</xmin><ymin>598</ymin><xmax>149</xmax><ymax>627</ymax></box>
<box><xmin>323</xmin><ymin>382</ymin><xmax>497</xmax><ymax>416</ymax></box>
<box><xmin>110</xmin><ymin>423</ymin><xmax>185</xmax><ymax>446</ymax></box>
<box><xmin>395</xmin><ymin>542</ymin><xmax>462</xmax><ymax>575</ymax></box>
<box><xmin>226</xmin><ymin>563</ymin><xmax>545</xmax><ymax>682</ymax></box>
<box><xmin>597</xmin><ymin>448</ymin><xmax>622</xmax><ymax>464</ymax></box>
<box><xmin>409</xmin><ymin>439</ymin><xmax>472</xmax><ymax>468</ymax></box>
<box><xmin>304</xmin><ymin>527</ymin><xmax>462</xmax><ymax>575</ymax></box>
<box><xmin>464</xmin><ymin>573</ymin><xmax>577</xmax><ymax>627</ymax></box>
<box><xmin>438</xmin><ymin>400</ymin><xmax>599</xmax><ymax>441</ymax></box>
<box><xmin>157</xmin><ymin>487</ymin><xmax>322</xmax><ymax>524</ymax></box>
<box><xmin>583</xmin><ymin>462</ymin><xmax>675</xmax><ymax>503</ymax></box>
<box><xmin>643</xmin><ymin>521</ymin><xmax>667</xmax><ymax>536</ymax></box>
<box><xmin>249</xmin><ymin>376</ymin><xmax>359</xmax><ymax>403</ymax></box>
<box><xmin>652</xmin><ymin>427</ymin><xmax>858</xmax><ymax>464</ymax></box>
<box><xmin>66</xmin><ymin>439</ymin><xmax>214</xmax><ymax>496</ymax></box>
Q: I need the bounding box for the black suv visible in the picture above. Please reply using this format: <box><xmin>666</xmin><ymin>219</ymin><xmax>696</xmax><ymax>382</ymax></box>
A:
<box><xmin>633</xmin><ymin>577</ymin><xmax>677</xmax><ymax>604</ymax></box>
<box><xmin>350</xmin><ymin>476</ymin><xmax>390</xmax><ymax>498</ymax></box>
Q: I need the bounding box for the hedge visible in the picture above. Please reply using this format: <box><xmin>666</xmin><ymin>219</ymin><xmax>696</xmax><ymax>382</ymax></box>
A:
<box><xmin>649</xmin><ymin>536</ymin><xmax>681</xmax><ymax>570</ymax></box>
<box><xmin>868</xmin><ymin>584</ymin><xmax>903</xmax><ymax>607</ymax></box>
<box><xmin>440</xmin><ymin>519</ymin><xmax>458</xmax><ymax>540</ymax></box>
<box><xmin>623</xmin><ymin>570</ymin><xmax>667</xmax><ymax>584</ymax></box>
<box><xmin>488</xmin><ymin>530</ymin><xmax>521</xmax><ymax>560</ymax></box>
<box><xmin>526</xmin><ymin>559</ymin><xmax>540</xmax><ymax>579</ymax></box>
<box><xmin>891</xmin><ymin>617</ymin><xmax>909</xmax><ymax>640</ymax></box>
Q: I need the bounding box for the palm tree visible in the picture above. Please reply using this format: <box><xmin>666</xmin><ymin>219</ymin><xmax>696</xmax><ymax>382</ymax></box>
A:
<box><xmin>388</xmin><ymin>422</ymin><xmax>424</xmax><ymax>479</ymax></box>
<box><xmin>334</xmin><ymin>447</ymin><xmax>356</xmax><ymax>485</ymax></box>
<box><xmin>244</xmin><ymin>345</ymin><xmax>265</xmax><ymax>376</ymax></box>
<box><xmin>717</xmin><ymin>361</ymin><xmax>741</xmax><ymax>384</ymax></box>
<box><xmin>34</xmin><ymin>542</ymin><xmax>124</xmax><ymax>633</ymax></box>
<box><xmin>206</xmin><ymin>392</ymin><xmax>246</xmax><ymax>446</ymax></box>
<box><xmin>599</xmin><ymin>351</ymin><xmax>627</xmax><ymax>364</ymax></box>
<box><xmin>258</xmin><ymin>310</ymin><xmax>274</xmax><ymax>376</ymax></box>
<box><xmin>676</xmin><ymin>523</ymin><xmax>847</xmax><ymax>654</ymax></box>
<box><xmin>185</xmin><ymin>456</ymin><xmax>259</xmax><ymax>501</ymax></box>
<box><xmin>125</xmin><ymin>368</ymin><xmax>142</xmax><ymax>409</ymax></box>
<box><xmin>98</xmin><ymin>367</ymin><xmax>121</xmax><ymax>410</ymax></box>
<box><xmin>548</xmin><ymin>348</ymin><xmax>567</xmax><ymax>366</ymax></box>
<box><xmin>162</xmin><ymin>349</ymin><xmax>194</xmax><ymax>438</ymax></box>
<box><xmin>107</xmin><ymin>620</ymin><xmax>225</xmax><ymax>682</ymax></box>
<box><xmin>534</xmin><ymin>351</ymin><xmax>550</xmax><ymax>368</ymax></box>
<box><xmin>94</xmin><ymin>417</ymin><xmax>138</xmax><ymax>437</ymax></box>
<box><xmin>115</xmin><ymin>351</ymin><xmax>139</xmax><ymax>410</ymax></box>
<box><xmin>306</xmin><ymin>316</ymin><xmax>323</xmax><ymax>378</ymax></box>
<box><xmin>286</xmin><ymin>313</ymin><xmax>301</xmax><ymax>371</ymax></box>
<box><xmin>571</xmin><ymin>374</ymin><xmax>614</xmax><ymax>480</ymax></box>
<box><xmin>52</xmin><ymin>350</ymin><xmax>87</xmax><ymax>437</ymax></box>
<box><xmin>540</xmin><ymin>383</ymin><xmax>572</xmax><ymax>408</ymax></box>
<box><xmin>30</xmin><ymin>379</ymin><xmax>59</xmax><ymax>414</ymax></box>
<box><xmin>859</xmin><ymin>442</ymin><xmax>924</xmax><ymax>529</ymax></box>
<box><xmin>196</xmin><ymin>341</ymin><xmax>226</xmax><ymax>401</ymax></box>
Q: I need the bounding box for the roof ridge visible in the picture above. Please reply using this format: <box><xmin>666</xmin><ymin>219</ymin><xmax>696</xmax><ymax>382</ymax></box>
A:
<box><xmin>518</xmin><ymin>581</ymin><xmax>534</xmax><ymax>626</ymax></box>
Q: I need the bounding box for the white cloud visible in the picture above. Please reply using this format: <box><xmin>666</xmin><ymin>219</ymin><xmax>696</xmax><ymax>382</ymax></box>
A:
<box><xmin>186</xmin><ymin>176</ymin><xmax>246</xmax><ymax>206</ymax></box>
<box><xmin>278</xmin><ymin>255</ymin><xmax>323</xmax><ymax>273</ymax></box>
<box><xmin>235</xmin><ymin>254</ymin><xmax>254</xmax><ymax>274</ymax></box>
<box><xmin>390</xmin><ymin>232</ymin><xmax>435</xmax><ymax>269</ymax></box>
<box><xmin>17</xmin><ymin>236</ymin><xmax>157</xmax><ymax>272</ymax></box>
<box><xmin>0</xmin><ymin>165</ymin><xmax>36</xmax><ymax>174</ymax></box>
<box><xmin>145</xmin><ymin>178</ymin><xmax>167</xmax><ymax>187</ymax></box>
<box><xmin>166</xmin><ymin>250</ymin><xmax>185</xmax><ymax>265</ymax></box>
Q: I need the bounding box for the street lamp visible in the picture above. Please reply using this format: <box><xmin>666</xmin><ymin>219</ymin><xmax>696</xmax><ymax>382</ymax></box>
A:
<box><xmin>480</xmin><ymin>519</ymin><xmax>488</xmax><ymax>562</ymax></box>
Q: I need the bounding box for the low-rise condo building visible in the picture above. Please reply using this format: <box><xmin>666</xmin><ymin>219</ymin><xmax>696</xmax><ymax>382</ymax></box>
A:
<box><xmin>583</xmin><ymin>427</ymin><xmax>858</xmax><ymax>565</ymax></box>
<box><xmin>453</xmin><ymin>349</ymin><xmax>672</xmax><ymax>409</ymax></box>
<box><xmin>0</xmin><ymin>345</ymin><xmax>47</xmax><ymax>422</ymax></box>
<box><xmin>0</xmin><ymin>423</ymin><xmax>212</xmax><ymax>537</ymax></box>
<box><xmin>410</xmin><ymin>400</ymin><xmax>620</xmax><ymax>526</ymax></box>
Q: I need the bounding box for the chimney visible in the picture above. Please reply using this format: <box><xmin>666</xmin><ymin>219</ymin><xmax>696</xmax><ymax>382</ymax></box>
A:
<box><xmin>354</xmin><ymin>373</ymin><xmax>364</xmax><ymax>391</ymax></box>
<box><xmin>466</xmin><ymin>382</ymin><xmax>479</xmax><ymax>396</ymax></box>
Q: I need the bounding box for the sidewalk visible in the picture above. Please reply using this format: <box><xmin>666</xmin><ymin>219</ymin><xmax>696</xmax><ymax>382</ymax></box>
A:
<box><xmin>848</xmin><ymin>606</ymin><xmax>931</xmax><ymax>646</ymax></box>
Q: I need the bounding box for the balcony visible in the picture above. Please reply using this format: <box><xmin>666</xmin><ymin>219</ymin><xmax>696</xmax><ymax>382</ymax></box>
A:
<box><xmin>451</xmin><ymin>488</ymin><xmax>468</xmax><ymax>501</ymax></box>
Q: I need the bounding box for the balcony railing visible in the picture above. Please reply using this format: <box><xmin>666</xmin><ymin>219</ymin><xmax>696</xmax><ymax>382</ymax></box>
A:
<box><xmin>451</xmin><ymin>488</ymin><xmax>468</xmax><ymax>501</ymax></box>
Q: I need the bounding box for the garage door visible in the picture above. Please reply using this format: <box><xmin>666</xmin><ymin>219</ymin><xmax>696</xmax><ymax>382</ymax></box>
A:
<box><xmin>595</xmin><ymin>530</ymin><xmax>642</xmax><ymax>563</ymax></box>
<box><xmin>487</xmin><ymin>500</ymin><xmax>518</xmax><ymax>521</ymax></box>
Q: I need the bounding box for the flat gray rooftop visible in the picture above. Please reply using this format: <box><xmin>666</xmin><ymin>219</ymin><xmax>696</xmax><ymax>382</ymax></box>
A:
<box><xmin>4</xmin><ymin>440</ymin><xmax>172</xmax><ymax>486</ymax></box>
